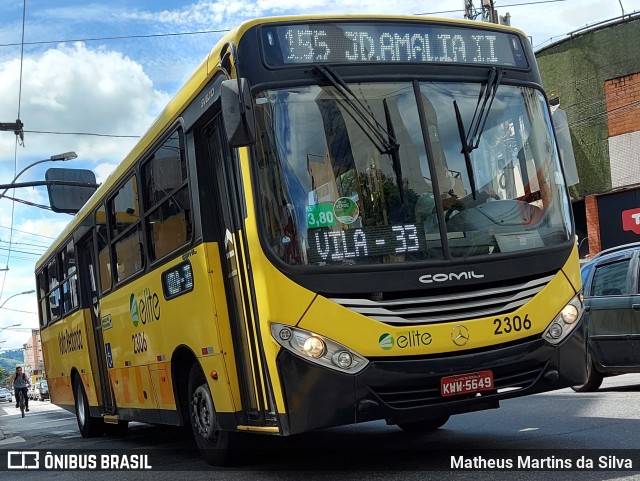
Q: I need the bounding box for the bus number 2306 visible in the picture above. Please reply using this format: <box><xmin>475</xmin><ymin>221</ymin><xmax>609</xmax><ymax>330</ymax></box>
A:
<box><xmin>493</xmin><ymin>314</ymin><xmax>531</xmax><ymax>335</ymax></box>
<box><xmin>132</xmin><ymin>332</ymin><xmax>148</xmax><ymax>354</ymax></box>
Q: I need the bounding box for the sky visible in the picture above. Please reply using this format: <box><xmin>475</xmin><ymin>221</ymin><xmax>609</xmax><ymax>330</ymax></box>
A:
<box><xmin>0</xmin><ymin>0</ymin><xmax>638</xmax><ymax>351</ymax></box>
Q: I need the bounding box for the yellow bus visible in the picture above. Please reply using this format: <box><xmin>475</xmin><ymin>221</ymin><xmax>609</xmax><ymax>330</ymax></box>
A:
<box><xmin>36</xmin><ymin>14</ymin><xmax>587</xmax><ymax>465</ymax></box>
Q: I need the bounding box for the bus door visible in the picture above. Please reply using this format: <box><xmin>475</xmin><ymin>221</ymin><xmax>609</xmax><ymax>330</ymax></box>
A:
<box><xmin>201</xmin><ymin>116</ymin><xmax>276</xmax><ymax>427</ymax></box>
<box><xmin>78</xmin><ymin>233</ymin><xmax>115</xmax><ymax>414</ymax></box>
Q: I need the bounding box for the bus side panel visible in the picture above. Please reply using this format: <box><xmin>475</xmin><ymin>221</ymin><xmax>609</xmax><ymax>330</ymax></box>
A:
<box><xmin>40</xmin><ymin>309</ymin><xmax>99</xmax><ymax>409</ymax></box>
<box><xmin>98</xmin><ymin>249</ymin><xmax>236</xmax><ymax>417</ymax></box>
<box><xmin>198</xmin><ymin>242</ymin><xmax>239</xmax><ymax>413</ymax></box>
<box><xmin>109</xmin><ymin>366</ymin><xmax>156</xmax><ymax>408</ymax></box>
<box><xmin>149</xmin><ymin>362</ymin><xmax>175</xmax><ymax>410</ymax></box>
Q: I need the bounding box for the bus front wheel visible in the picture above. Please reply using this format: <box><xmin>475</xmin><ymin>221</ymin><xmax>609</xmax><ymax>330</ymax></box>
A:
<box><xmin>73</xmin><ymin>377</ymin><xmax>103</xmax><ymax>437</ymax></box>
<box><xmin>396</xmin><ymin>415</ymin><xmax>450</xmax><ymax>433</ymax></box>
<box><xmin>188</xmin><ymin>362</ymin><xmax>231</xmax><ymax>466</ymax></box>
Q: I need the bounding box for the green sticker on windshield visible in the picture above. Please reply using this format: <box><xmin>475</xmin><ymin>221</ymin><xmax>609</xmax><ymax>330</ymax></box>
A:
<box><xmin>334</xmin><ymin>197</ymin><xmax>359</xmax><ymax>224</ymax></box>
<box><xmin>307</xmin><ymin>203</ymin><xmax>335</xmax><ymax>228</ymax></box>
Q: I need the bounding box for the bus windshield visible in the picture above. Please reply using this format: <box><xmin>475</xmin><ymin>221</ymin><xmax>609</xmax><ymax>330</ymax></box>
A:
<box><xmin>254</xmin><ymin>81</ymin><xmax>572</xmax><ymax>267</ymax></box>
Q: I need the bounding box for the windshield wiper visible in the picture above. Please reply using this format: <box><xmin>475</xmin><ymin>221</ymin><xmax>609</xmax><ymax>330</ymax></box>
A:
<box><xmin>312</xmin><ymin>65</ymin><xmax>399</xmax><ymax>156</ymax></box>
<box><xmin>453</xmin><ymin>66</ymin><xmax>504</xmax><ymax>201</ymax></box>
<box><xmin>312</xmin><ymin>66</ymin><xmax>404</xmax><ymax>199</ymax></box>
<box><xmin>454</xmin><ymin>100</ymin><xmax>478</xmax><ymax>201</ymax></box>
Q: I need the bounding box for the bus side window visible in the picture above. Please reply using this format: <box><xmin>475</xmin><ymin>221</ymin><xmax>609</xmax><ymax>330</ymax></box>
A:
<box><xmin>109</xmin><ymin>176</ymin><xmax>144</xmax><ymax>283</ymax></box>
<box><xmin>60</xmin><ymin>241</ymin><xmax>78</xmax><ymax>314</ymax></box>
<box><xmin>46</xmin><ymin>256</ymin><xmax>60</xmax><ymax>322</ymax></box>
<box><xmin>142</xmin><ymin>128</ymin><xmax>192</xmax><ymax>261</ymax></box>
<box><xmin>37</xmin><ymin>269</ymin><xmax>49</xmax><ymax>327</ymax></box>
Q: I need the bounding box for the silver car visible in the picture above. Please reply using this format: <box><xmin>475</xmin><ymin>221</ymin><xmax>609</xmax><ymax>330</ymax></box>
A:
<box><xmin>0</xmin><ymin>387</ymin><xmax>13</xmax><ymax>403</ymax></box>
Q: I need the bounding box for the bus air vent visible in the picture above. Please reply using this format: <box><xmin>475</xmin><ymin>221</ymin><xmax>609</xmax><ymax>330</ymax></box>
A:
<box><xmin>329</xmin><ymin>274</ymin><xmax>554</xmax><ymax>326</ymax></box>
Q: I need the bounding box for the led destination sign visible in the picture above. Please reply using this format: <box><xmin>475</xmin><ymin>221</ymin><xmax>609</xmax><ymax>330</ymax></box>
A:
<box><xmin>262</xmin><ymin>22</ymin><xmax>528</xmax><ymax>68</ymax></box>
<box><xmin>307</xmin><ymin>224</ymin><xmax>426</xmax><ymax>264</ymax></box>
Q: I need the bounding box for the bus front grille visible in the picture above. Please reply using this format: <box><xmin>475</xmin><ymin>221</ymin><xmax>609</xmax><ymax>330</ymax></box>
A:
<box><xmin>370</xmin><ymin>363</ymin><xmax>545</xmax><ymax>409</ymax></box>
<box><xmin>329</xmin><ymin>274</ymin><xmax>554</xmax><ymax>326</ymax></box>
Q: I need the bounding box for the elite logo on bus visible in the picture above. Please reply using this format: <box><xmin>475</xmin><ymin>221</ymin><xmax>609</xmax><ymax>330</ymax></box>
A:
<box><xmin>379</xmin><ymin>333</ymin><xmax>394</xmax><ymax>350</ymax></box>
<box><xmin>379</xmin><ymin>330</ymin><xmax>433</xmax><ymax>350</ymax></box>
<box><xmin>130</xmin><ymin>288</ymin><xmax>161</xmax><ymax>327</ymax></box>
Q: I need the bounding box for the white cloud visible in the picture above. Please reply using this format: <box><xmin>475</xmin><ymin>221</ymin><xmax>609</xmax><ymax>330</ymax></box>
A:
<box><xmin>93</xmin><ymin>162</ymin><xmax>118</xmax><ymax>184</ymax></box>
<box><xmin>0</xmin><ymin>42</ymin><xmax>169</xmax><ymax>161</ymax></box>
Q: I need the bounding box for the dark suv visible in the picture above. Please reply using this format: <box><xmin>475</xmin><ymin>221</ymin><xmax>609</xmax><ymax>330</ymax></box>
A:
<box><xmin>573</xmin><ymin>242</ymin><xmax>640</xmax><ymax>392</ymax></box>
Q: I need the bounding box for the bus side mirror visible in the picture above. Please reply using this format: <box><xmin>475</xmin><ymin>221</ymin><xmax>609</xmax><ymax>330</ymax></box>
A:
<box><xmin>45</xmin><ymin>167</ymin><xmax>99</xmax><ymax>214</ymax></box>
<box><xmin>221</xmin><ymin>78</ymin><xmax>256</xmax><ymax>148</ymax></box>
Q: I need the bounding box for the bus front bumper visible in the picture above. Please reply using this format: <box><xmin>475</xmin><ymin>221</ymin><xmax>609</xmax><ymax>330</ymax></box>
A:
<box><xmin>276</xmin><ymin>323</ymin><xmax>586</xmax><ymax>435</ymax></box>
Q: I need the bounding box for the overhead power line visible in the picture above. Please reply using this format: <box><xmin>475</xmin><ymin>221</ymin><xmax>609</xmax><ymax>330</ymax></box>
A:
<box><xmin>0</xmin><ymin>28</ymin><xmax>230</xmax><ymax>48</ymax></box>
<box><xmin>0</xmin><ymin>224</ymin><xmax>56</xmax><ymax>240</ymax></box>
<box><xmin>416</xmin><ymin>0</ymin><xmax>570</xmax><ymax>16</ymax></box>
<box><xmin>24</xmin><ymin>129</ymin><xmax>140</xmax><ymax>139</ymax></box>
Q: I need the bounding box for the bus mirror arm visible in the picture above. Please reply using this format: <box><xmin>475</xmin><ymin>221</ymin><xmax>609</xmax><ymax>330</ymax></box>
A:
<box><xmin>221</xmin><ymin>77</ymin><xmax>257</xmax><ymax>148</ymax></box>
<box><xmin>220</xmin><ymin>41</ymin><xmax>256</xmax><ymax>148</ymax></box>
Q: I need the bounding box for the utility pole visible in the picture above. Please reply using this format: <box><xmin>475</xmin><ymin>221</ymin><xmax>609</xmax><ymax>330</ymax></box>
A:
<box><xmin>481</xmin><ymin>0</ymin><xmax>499</xmax><ymax>24</ymax></box>
<box><xmin>464</xmin><ymin>0</ymin><xmax>477</xmax><ymax>20</ymax></box>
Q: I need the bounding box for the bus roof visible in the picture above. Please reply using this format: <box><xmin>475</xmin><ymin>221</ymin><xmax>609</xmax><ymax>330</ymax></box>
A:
<box><xmin>35</xmin><ymin>14</ymin><xmax>528</xmax><ymax>270</ymax></box>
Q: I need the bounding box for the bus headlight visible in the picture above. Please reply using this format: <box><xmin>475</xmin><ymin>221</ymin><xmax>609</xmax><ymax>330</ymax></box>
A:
<box><xmin>543</xmin><ymin>293</ymin><xmax>584</xmax><ymax>345</ymax></box>
<box><xmin>303</xmin><ymin>336</ymin><xmax>326</xmax><ymax>358</ymax></box>
<box><xmin>560</xmin><ymin>304</ymin><xmax>579</xmax><ymax>324</ymax></box>
<box><xmin>271</xmin><ymin>323</ymin><xmax>369</xmax><ymax>374</ymax></box>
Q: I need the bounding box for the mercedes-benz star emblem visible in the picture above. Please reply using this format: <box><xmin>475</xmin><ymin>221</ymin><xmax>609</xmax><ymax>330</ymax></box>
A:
<box><xmin>451</xmin><ymin>325</ymin><xmax>470</xmax><ymax>346</ymax></box>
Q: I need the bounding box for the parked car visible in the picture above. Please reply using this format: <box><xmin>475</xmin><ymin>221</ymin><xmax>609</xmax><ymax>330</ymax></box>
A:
<box><xmin>573</xmin><ymin>242</ymin><xmax>640</xmax><ymax>392</ymax></box>
<box><xmin>0</xmin><ymin>387</ymin><xmax>12</xmax><ymax>403</ymax></box>
<box><xmin>28</xmin><ymin>383</ymin><xmax>38</xmax><ymax>400</ymax></box>
<box><xmin>33</xmin><ymin>380</ymin><xmax>49</xmax><ymax>401</ymax></box>
<box><xmin>28</xmin><ymin>381</ymin><xmax>49</xmax><ymax>401</ymax></box>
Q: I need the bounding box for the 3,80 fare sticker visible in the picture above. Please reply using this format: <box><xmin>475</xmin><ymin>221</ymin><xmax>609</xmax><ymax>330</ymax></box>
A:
<box><xmin>306</xmin><ymin>203</ymin><xmax>336</xmax><ymax>228</ymax></box>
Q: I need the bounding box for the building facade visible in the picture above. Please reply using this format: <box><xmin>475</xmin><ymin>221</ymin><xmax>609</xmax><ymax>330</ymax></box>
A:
<box><xmin>22</xmin><ymin>328</ymin><xmax>44</xmax><ymax>380</ymax></box>
<box><xmin>535</xmin><ymin>14</ymin><xmax>640</xmax><ymax>256</ymax></box>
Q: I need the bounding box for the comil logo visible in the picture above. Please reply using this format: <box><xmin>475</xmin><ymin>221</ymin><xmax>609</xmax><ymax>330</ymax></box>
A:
<box><xmin>379</xmin><ymin>333</ymin><xmax>394</xmax><ymax>350</ymax></box>
<box><xmin>419</xmin><ymin>271</ymin><xmax>484</xmax><ymax>284</ymax></box>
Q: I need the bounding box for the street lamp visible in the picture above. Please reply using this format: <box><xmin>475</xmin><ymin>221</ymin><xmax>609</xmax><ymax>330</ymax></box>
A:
<box><xmin>0</xmin><ymin>323</ymin><xmax>20</xmax><ymax>333</ymax></box>
<box><xmin>0</xmin><ymin>151</ymin><xmax>77</xmax><ymax>200</ymax></box>
<box><xmin>0</xmin><ymin>290</ymin><xmax>35</xmax><ymax>310</ymax></box>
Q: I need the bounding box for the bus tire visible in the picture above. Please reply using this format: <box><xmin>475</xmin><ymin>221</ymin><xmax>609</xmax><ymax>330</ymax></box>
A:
<box><xmin>571</xmin><ymin>351</ymin><xmax>604</xmax><ymax>392</ymax></box>
<box><xmin>396</xmin><ymin>415</ymin><xmax>450</xmax><ymax>433</ymax></box>
<box><xmin>188</xmin><ymin>362</ymin><xmax>231</xmax><ymax>466</ymax></box>
<box><xmin>73</xmin><ymin>377</ymin><xmax>103</xmax><ymax>437</ymax></box>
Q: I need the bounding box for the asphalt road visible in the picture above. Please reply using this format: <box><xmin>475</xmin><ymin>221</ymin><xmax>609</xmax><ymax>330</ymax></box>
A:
<box><xmin>2</xmin><ymin>374</ymin><xmax>640</xmax><ymax>480</ymax></box>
